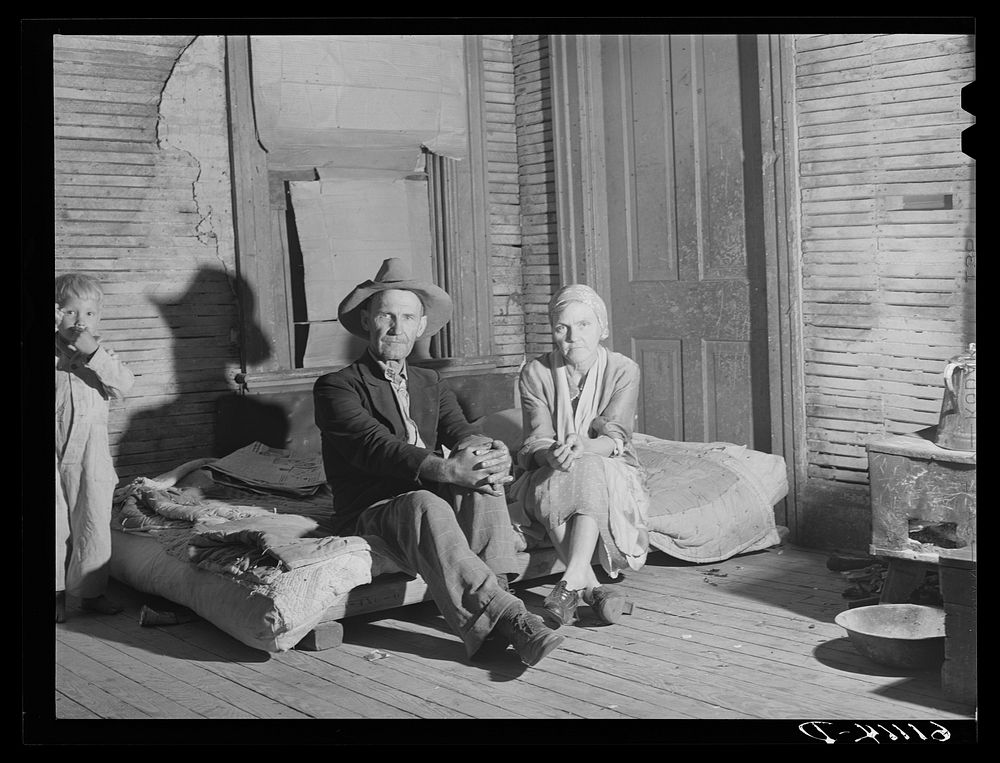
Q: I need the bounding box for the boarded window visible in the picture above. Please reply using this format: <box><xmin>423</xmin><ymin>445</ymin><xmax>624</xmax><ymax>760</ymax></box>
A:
<box><xmin>287</xmin><ymin>170</ymin><xmax>436</xmax><ymax>368</ymax></box>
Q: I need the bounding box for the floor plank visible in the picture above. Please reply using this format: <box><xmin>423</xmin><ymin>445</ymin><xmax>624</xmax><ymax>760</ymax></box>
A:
<box><xmin>277</xmin><ymin>647</ymin><xmax>466</xmax><ymax>719</ymax></box>
<box><xmin>620</xmin><ymin>564</ymin><xmax>968</xmax><ymax>713</ymax></box>
<box><xmin>62</xmin><ymin>615</ymin><xmax>259</xmax><ymax>719</ymax></box>
<box><xmin>57</xmin><ymin>621</ymin><xmax>254</xmax><ymax>719</ymax></box>
<box><xmin>341</xmin><ymin>610</ymin><xmax>636</xmax><ymax>718</ymax></box>
<box><xmin>632</xmin><ymin>595</ymin><xmax>960</xmax><ymax>712</ymax></box>
<box><xmin>152</xmin><ymin>620</ymin><xmax>373</xmax><ymax>719</ymax></box>
<box><xmin>45</xmin><ymin>545</ymin><xmax>977</xmax><ymax>725</ymax></box>
<box><xmin>56</xmin><ymin>643</ymin><xmax>201</xmax><ymax>719</ymax></box>
<box><xmin>348</xmin><ymin>610</ymin><xmax>668</xmax><ymax>718</ymax></box>
<box><xmin>54</xmin><ymin>685</ymin><xmax>113</xmax><ymax>720</ymax></box>
<box><xmin>55</xmin><ymin>663</ymin><xmax>151</xmax><ymax>720</ymax></box>
<box><xmin>90</xmin><ymin>612</ymin><xmax>313</xmax><ymax>719</ymax></box>
<box><xmin>294</xmin><ymin>632</ymin><xmax>562</xmax><ymax>719</ymax></box>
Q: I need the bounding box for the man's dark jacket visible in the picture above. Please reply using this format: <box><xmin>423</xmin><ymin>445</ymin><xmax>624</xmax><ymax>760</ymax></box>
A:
<box><xmin>314</xmin><ymin>351</ymin><xmax>484</xmax><ymax>533</ymax></box>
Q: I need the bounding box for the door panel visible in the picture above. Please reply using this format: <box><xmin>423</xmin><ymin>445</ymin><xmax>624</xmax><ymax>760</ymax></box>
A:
<box><xmin>630</xmin><ymin>338</ymin><xmax>684</xmax><ymax>441</ymax></box>
<box><xmin>603</xmin><ymin>34</ymin><xmax>765</xmax><ymax>447</ymax></box>
<box><xmin>702</xmin><ymin>339</ymin><xmax>754</xmax><ymax>445</ymax></box>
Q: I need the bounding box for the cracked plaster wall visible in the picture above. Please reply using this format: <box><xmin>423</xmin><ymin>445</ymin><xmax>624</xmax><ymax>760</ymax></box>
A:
<box><xmin>158</xmin><ymin>35</ymin><xmax>237</xmax><ymax>282</ymax></box>
<box><xmin>57</xmin><ymin>34</ymin><xmax>244</xmax><ymax>480</ymax></box>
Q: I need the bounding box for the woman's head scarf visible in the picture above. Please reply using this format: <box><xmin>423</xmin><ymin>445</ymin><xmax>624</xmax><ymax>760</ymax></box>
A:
<box><xmin>548</xmin><ymin>284</ymin><xmax>609</xmax><ymax>340</ymax></box>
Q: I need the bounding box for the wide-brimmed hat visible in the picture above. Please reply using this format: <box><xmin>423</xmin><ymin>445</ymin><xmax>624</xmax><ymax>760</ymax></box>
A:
<box><xmin>338</xmin><ymin>258</ymin><xmax>453</xmax><ymax>339</ymax></box>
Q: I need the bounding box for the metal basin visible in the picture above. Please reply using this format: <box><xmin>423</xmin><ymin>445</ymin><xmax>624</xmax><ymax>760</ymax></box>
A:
<box><xmin>834</xmin><ymin>604</ymin><xmax>946</xmax><ymax>669</ymax></box>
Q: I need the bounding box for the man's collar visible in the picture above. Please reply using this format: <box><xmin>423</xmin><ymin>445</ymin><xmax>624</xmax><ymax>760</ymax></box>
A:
<box><xmin>367</xmin><ymin>348</ymin><xmax>407</xmax><ymax>381</ymax></box>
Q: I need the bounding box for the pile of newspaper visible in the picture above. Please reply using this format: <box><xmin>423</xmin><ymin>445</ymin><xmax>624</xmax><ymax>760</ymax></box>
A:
<box><xmin>206</xmin><ymin>441</ymin><xmax>327</xmax><ymax>497</ymax></box>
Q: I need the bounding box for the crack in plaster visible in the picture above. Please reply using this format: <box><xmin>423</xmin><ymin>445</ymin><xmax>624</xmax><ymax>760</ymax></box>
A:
<box><xmin>156</xmin><ymin>36</ymin><xmax>237</xmax><ymax>300</ymax></box>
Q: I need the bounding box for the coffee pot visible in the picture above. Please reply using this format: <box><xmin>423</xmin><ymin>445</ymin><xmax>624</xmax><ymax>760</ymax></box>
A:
<box><xmin>935</xmin><ymin>343</ymin><xmax>976</xmax><ymax>451</ymax></box>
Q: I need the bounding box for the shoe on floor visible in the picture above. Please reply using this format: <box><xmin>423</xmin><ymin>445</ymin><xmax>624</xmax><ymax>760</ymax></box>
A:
<box><xmin>81</xmin><ymin>595</ymin><xmax>123</xmax><ymax>615</ymax></box>
<box><xmin>472</xmin><ymin>580</ymin><xmax>515</xmax><ymax>659</ymax></box>
<box><xmin>493</xmin><ymin>605</ymin><xmax>565</xmax><ymax>667</ymax></box>
<box><xmin>585</xmin><ymin>585</ymin><xmax>628</xmax><ymax>625</ymax></box>
<box><xmin>55</xmin><ymin>591</ymin><xmax>66</xmax><ymax>624</ymax></box>
<box><xmin>542</xmin><ymin>580</ymin><xmax>580</xmax><ymax>628</ymax></box>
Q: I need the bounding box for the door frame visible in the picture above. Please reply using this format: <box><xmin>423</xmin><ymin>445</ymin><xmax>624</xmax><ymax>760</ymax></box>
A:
<box><xmin>549</xmin><ymin>33</ymin><xmax>804</xmax><ymax>535</ymax></box>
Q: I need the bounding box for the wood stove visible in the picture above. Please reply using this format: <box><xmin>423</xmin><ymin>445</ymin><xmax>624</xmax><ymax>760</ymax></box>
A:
<box><xmin>867</xmin><ymin>428</ymin><xmax>976</xmax><ymax>706</ymax></box>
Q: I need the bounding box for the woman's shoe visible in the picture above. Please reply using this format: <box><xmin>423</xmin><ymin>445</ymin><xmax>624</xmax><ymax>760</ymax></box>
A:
<box><xmin>55</xmin><ymin>591</ymin><xmax>66</xmax><ymax>624</ymax></box>
<box><xmin>586</xmin><ymin>585</ymin><xmax>629</xmax><ymax>625</ymax></box>
<box><xmin>542</xmin><ymin>580</ymin><xmax>580</xmax><ymax>628</ymax></box>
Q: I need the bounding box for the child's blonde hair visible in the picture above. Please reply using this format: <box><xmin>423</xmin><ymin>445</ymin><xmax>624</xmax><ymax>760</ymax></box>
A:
<box><xmin>55</xmin><ymin>273</ymin><xmax>104</xmax><ymax>306</ymax></box>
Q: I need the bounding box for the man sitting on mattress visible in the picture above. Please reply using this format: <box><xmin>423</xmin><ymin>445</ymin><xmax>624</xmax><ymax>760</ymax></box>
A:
<box><xmin>313</xmin><ymin>258</ymin><xmax>565</xmax><ymax>668</ymax></box>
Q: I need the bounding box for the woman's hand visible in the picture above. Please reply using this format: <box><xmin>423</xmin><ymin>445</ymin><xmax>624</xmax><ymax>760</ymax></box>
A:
<box><xmin>543</xmin><ymin>434</ymin><xmax>584</xmax><ymax>472</ymax></box>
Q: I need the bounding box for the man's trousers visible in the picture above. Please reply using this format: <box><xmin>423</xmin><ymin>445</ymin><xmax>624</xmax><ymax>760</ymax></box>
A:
<box><xmin>355</xmin><ymin>483</ymin><xmax>522</xmax><ymax>657</ymax></box>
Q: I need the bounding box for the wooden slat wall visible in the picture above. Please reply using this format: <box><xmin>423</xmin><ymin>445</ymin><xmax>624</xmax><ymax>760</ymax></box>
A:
<box><xmin>513</xmin><ymin>35</ymin><xmax>559</xmax><ymax>358</ymax></box>
<box><xmin>794</xmin><ymin>33</ymin><xmax>976</xmax><ymax>493</ymax></box>
<box><xmin>482</xmin><ymin>35</ymin><xmax>526</xmax><ymax>374</ymax></box>
<box><xmin>54</xmin><ymin>35</ymin><xmax>242</xmax><ymax>481</ymax></box>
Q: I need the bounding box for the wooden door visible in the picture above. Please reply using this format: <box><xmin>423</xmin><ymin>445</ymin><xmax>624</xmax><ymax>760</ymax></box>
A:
<box><xmin>602</xmin><ymin>34</ymin><xmax>771</xmax><ymax>448</ymax></box>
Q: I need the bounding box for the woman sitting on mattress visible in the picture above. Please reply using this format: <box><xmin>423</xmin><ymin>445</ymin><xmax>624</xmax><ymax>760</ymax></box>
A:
<box><xmin>508</xmin><ymin>284</ymin><xmax>650</xmax><ymax>629</ymax></box>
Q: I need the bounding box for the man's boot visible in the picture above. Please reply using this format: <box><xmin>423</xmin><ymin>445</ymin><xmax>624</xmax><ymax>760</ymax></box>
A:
<box><xmin>493</xmin><ymin>603</ymin><xmax>564</xmax><ymax>667</ymax></box>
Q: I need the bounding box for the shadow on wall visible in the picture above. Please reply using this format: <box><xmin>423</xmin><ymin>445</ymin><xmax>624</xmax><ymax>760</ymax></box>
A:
<box><xmin>115</xmin><ymin>266</ymin><xmax>291</xmax><ymax>481</ymax></box>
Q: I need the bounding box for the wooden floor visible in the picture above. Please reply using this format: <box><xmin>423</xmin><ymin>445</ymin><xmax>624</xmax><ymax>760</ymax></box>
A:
<box><xmin>50</xmin><ymin>543</ymin><xmax>976</xmax><ymax>731</ymax></box>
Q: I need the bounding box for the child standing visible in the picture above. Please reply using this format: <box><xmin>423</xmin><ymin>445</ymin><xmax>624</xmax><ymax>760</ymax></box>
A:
<box><xmin>55</xmin><ymin>273</ymin><xmax>135</xmax><ymax>623</ymax></box>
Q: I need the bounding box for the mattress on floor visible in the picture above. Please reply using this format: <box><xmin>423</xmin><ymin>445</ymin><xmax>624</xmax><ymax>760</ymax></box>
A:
<box><xmin>633</xmin><ymin>433</ymin><xmax>787</xmax><ymax>563</ymax></box>
<box><xmin>110</xmin><ymin>528</ymin><xmax>382</xmax><ymax>652</ymax></box>
<box><xmin>109</xmin><ymin>462</ymin><xmax>400</xmax><ymax>653</ymax></box>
